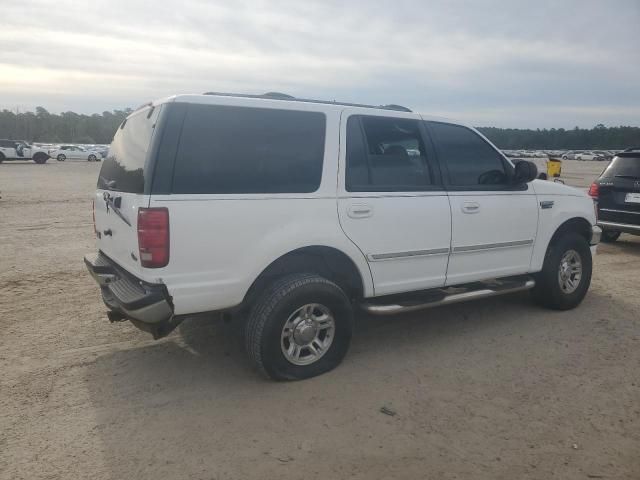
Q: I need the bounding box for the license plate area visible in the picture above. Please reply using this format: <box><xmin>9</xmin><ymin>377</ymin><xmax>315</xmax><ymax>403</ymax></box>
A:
<box><xmin>625</xmin><ymin>192</ymin><xmax>640</xmax><ymax>204</ymax></box>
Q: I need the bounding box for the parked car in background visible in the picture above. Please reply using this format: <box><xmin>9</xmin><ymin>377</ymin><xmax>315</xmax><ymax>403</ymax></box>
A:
<box><xmin>49</xmin><ymin>145</ymin><xmax>101</xmax><ymax>162</ymax></box>
<box><xmin>0</xmin><ymin>139</ymin><xmax>50</xmax><ymax>164</ymax></box>
<box><xmin>593</xmin><ymin>151</ymin><xmax>613</xmax><ymax>161</ymax></box>
<box><xmin>590</xmin><ymin>147</ymin><xmax>640</xmax><ymax>242</ymax></box>
<box><xmin>85</xmin><ymin>92</ymin><xmax>600</xmax><ymax>380</ymax></box>
<box><xmin>562</xmin><ymin>151</ymin><xmax>582</xmax><ymax>160</ymax></box>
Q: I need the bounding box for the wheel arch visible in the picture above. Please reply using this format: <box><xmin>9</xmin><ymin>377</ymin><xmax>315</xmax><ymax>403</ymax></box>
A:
<box><xmin>242</xmin><ymin>245</ymin><xmax>368</xmax><ymax>308</ymax></box>
<box><xmin>548</xmin><ymin>217</ymin><xmax>592</xmax><ymax>246</ymax></box>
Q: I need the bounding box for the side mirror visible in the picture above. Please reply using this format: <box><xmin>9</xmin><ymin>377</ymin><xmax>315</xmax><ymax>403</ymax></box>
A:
<box><xmin>513</xmin><ymin>160</ymin><xmax>538</xmax><ymax>184</ymax></box>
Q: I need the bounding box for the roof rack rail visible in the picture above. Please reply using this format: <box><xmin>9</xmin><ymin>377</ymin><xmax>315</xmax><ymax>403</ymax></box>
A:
<box><xmin>622</xmin><ymin>147</ymin><xmax>640</xmax><ymax>152</ymax></box>
<box><xmin>202</xmin><ymin>91</ymin><xmax>412</xmax><ymax>112</ymax></box>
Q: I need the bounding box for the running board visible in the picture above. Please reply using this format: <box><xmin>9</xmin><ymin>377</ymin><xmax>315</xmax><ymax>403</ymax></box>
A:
<box><xmin>361</xmin><ymin>276</ymin><xmax>536</xmax><ymax>316</ymax></box>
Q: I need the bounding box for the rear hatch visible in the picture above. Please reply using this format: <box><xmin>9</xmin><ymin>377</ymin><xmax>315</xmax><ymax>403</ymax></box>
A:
<box><xmin>94</xmin><ymin>105</ymin><xmax>162</xmax><ymax>277</ymax></box>
<box><xmin>596</xmin><ymin>153</ymin><xmax>640</xmax><ymax>224</ymax></box>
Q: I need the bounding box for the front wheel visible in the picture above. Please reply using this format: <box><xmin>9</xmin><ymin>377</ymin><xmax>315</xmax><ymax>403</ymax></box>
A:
<box><xmin>33</xmin><ymin>154</ymin><xmax>48</xmax><ymax>164</ymax></box>
<box><xmin>601</xmin><ymin>230</ymin><xmax>620</xmax><ymax>243</ymax></box>
<box><xmin>245</xmin><ymin>274</ymin><xmax>353</xmax><ymax>380</ymax></box>
<box><xmin>57</xmin><ymin>154</ymin><xmax>66</xmax><ymax>162</ymax></box>
<box><xmin>88</xmin><ymin>154</ymin><xmax>97</xmax><ymax>162</ymax></box>
<box><xmin>531</xmin><ymin>233</ymin><xmax>592</xmax><ymax>310</ymax></box>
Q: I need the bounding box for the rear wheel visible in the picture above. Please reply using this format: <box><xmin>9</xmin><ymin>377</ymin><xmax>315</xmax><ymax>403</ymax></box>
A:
<box><xmin>245</xmin><ymin>273</ymin><xmax>353</xmax><ymax>380</ymax></box>
<box><xmin>0</xmin><ymin>153</ymin><xmax>4</xmax><ymax>164</ymax></box>
<box><xmin>531</xmin><ymin>233</ymin><xmax>592</xmax><ymax>310</ymax></box>
<box><xmin>601</xmin><ymin>230</ymin><xmax>620</xmax><ymax>243</ymax></box>
<box><xmin>57</xmin><ymin>154</ymin><xmax>66</xmax><ymax>162</ymax></box>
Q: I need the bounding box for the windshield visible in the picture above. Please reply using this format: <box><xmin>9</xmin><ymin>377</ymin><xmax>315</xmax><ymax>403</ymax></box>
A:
<box><xmin>97</xmin><ymin>106</ymin><xmax>160</xmax><ymax>193</ymax></box>
<box><xmin>602</xmin><ymin>156</ymin><xmax>640</xmax><ymax>178</ymax></box>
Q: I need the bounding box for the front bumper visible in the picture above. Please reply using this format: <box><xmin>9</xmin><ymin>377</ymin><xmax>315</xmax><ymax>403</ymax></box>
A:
<box><xmin>590</xmin><ymin>225</ymin><xmax>602</xmax><ymax>245</ymax></box>
<box><xmin>84</xmin><ymin>252</ymin><xmax>181</xmax><ymax>338</ymax></box>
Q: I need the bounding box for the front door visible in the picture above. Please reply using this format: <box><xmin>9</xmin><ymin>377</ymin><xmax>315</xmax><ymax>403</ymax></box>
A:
<box><xmin>425</xmin><ymin>121</ymin><xmax>539</xmax><ymax>285</ymax></box>
<box><xmin>337</xmin><ymin>111</ymin><xmax>451</xmax><ymax>296</ymax></box>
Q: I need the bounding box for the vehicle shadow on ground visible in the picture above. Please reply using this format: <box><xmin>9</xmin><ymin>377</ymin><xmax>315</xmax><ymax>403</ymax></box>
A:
<box><xmin>81</xmin><ymin>289</ymin><xmax>622</xmax><ymax>479</ymax></box>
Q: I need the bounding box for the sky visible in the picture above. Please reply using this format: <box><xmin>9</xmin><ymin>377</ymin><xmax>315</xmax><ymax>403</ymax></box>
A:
<box><xmin>1</xmin><ymin>0</ymin><xmax>639</xmax><ymax>128</ymax></box>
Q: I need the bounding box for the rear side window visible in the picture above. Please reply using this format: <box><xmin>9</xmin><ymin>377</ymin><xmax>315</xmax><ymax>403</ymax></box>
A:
<box><xmin>427</xmin><ymin>122</ymin><xmax>508</xmax><ymax>187</ymax></box>
<box><xmin>98</xmin><ymin>106</ymin><xmax>160</xmax><ymax>193</ymax></box>
<box><xmin>171</xmin><ymin>105</ymin><xmax>326</xmax><ymax>194</ymax></box>
<box><xmin>602</xmin><ymin>156</ymin><xmax>640</xmax><ymax>178</ymax></box>
<box><xmin>345</xmin><ymin>115</ymin><xmax>433</xmax><ymax>192</ymax></box>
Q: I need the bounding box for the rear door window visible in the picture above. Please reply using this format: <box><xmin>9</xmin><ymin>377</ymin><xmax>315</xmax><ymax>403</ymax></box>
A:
<box><xmin>345</xmin><ymin>115</ymin><xmax>434</xmax><ymax>191</ymax></box>
<box><xmin>171</xmin><ymin>104</ymin><xmax>326</xmax><ymax>194</ymax></box>
<box><xmin>98</xmin><ymin>106</ymin><xmax>160</xmax><ymax>193</ymax></box>
<box><xmin>427</xmin><ymin>121</ymin><xmax>509</xmax><ymax>188</ymax></box>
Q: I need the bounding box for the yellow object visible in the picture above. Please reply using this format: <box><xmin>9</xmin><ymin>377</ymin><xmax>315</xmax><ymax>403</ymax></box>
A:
<box><xmin>547</xmin><ymin>158</ymin><xmax>562</xmax><ymax>178</ymax></box>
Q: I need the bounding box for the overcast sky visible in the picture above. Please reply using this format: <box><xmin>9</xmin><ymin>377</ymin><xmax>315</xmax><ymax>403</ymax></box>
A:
<box><xmin>1</xmin><ymin>0</ymin><xmax>639</xmax><ymax>128</ymax></box>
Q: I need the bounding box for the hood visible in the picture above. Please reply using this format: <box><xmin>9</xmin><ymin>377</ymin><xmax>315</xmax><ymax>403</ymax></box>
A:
<box><xmin>531</xmin><ymin>179</ymin><xmax>587</xmax><ymax>198</ymax></box>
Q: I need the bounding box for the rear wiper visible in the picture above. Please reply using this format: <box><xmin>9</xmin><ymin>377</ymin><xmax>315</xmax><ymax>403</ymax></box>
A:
<box><xmin>614</xmin><ymin>174</ymin><xmax>640</xmax><ymax>179</ymax></box>
<box><xmin>102</xmin><ymin>192</ymin><xmax>131</xmax><ymax>227</ymax></box>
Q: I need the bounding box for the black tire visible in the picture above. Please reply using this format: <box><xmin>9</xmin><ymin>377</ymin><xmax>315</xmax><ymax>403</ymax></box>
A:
<box><xmin>531</xmin><ymin>232</ymin><xmax>592</xmax><ymax>310</ymax></box>
<box><xmin>601</xmin><ymin>230</ymin><xmax>620</xmax><ymax>243</ymax></box>
<box><xmin>88</xmin><ymin>154</ymin><xmax>97</xmax><ymax>162</ymax></box>
<box><xmin>245</xmin><ymin>273</ymin><xmax>353</xmax><ymax>380</ymax></box>
<box><xmin>0</xmin><ymin>153</ymin><xmax>4</xmax><ymax>164</ymax></box>
<box><xmin>57</xmin><ymin>154</ymin><xmax>66</xmax><ymax>162</ymax></box>
<box><xmin>33</xmin><ymin>154</ymin><xmax>48</xmax><ymax>164</ymax></box>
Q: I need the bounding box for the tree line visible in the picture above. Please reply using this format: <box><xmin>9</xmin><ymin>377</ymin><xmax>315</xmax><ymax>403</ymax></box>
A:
<box><xmin>1</xmin><ymin>107</ymin><xmax>639</xmax><ymax>149</ymax></box>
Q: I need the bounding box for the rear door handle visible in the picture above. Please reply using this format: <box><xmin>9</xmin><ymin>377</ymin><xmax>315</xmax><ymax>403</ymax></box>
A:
<box><xmin>461</xmin><ymin>202</ymin><xmax>480</xmax><ymax>214</ymax></box>
<box><xmin>347</xmin><ymin>204</ymin><xmax>373</xmax><ymax>219</ymax></box>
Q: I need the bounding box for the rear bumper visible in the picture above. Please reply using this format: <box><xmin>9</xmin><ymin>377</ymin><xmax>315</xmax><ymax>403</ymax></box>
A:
<box><xmin>84</xmin><ymin>252</ymin><xmax>181</xmax><ymax>338</ymax></box>
<box><xmin>597</xmin><ymin>221</ymin><xmax>640</xmax><ymax>235</ymax></box>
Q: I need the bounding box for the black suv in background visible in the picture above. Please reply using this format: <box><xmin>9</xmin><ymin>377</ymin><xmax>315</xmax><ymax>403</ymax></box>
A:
<box><xmin>590</xmin><ymin>148</ymin><xmax>640</xmax><ymax>242</ymax></box>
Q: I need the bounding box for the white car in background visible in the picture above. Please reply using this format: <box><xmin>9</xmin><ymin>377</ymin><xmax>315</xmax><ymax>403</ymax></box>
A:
<box><xmin>49</xmin><ymin>145</ymin><xmax>101</xmax><ymax>162</ymax></box>
<box><xmin>575</xmin><ymin>151</ymin><xmax>599</xmax><ymax>161</ymax></box>
<box><xmin>0</xmin><ymin>139</ymin><xmax>50</xmax><ymax>164</ymax></box>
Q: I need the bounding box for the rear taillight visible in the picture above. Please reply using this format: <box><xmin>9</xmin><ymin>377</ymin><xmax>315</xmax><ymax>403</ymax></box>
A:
<box><xmin>588</xmin><ymin>182</ymin><xmax>599</xmax><ymax>198</ymax></box>
<box><xmin>137</xmin><ymin>207</ymin><xmax>169</xmax><ymax>268</ymax></box>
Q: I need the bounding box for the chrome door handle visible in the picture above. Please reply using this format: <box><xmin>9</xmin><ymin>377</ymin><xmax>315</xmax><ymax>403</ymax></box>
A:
<box><xmin>461</xmin><ymin>202</ymin><xmax>480</xmax><ymax>214</ymax></box>
<box><xmin>347</xmin><ymin>204</ymin><xmax>373</xmax><ymax>219</ymax></box>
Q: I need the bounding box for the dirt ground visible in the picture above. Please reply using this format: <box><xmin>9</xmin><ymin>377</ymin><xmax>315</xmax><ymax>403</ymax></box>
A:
<box><xmin>1</xmin><ymin>159</ymin><xmax>638</xmax><ymax>480</ymax></box>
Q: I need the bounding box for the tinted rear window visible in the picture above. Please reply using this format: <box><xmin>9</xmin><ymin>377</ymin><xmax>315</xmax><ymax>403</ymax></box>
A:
<box><xmin>97</xmin><ymin>106</ymin><xmax>160</xmax><ymax>193</ymax></box>
<box><xmin>171</xmin><ymin>104</ymin><xmax>326</xmax><ymax>194</ymax></box>
<box><xmin>602</xmin><ymin>156</ymin><xmax>640</xmax><ymax>178</ymax></box>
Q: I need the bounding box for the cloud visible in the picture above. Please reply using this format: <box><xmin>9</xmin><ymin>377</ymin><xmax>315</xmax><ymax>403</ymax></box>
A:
<box><xmin>0</xmin><ymin>0</ymin><xmax>638</xmax><ymax>127</ymax></box>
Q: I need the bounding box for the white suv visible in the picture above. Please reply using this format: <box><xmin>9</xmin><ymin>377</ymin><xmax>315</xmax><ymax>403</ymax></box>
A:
<box><xmin>0</xmin><ymin>139</ymin><xmax>50</xmax><ymax>164</ymax></box>
<box><xmin>85</xmin><ymin>92</ymin><xmax>601</xmax><ymax>380</ymax></box>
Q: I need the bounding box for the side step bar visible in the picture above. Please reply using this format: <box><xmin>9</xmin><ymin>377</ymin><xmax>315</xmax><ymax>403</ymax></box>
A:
<box><xmin>361</xmin><ymin>276</ymin><xmax>536</xmax><ymax>316</ymax></box>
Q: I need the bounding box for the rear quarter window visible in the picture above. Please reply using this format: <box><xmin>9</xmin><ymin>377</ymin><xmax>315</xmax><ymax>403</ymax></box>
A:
<box><xmin>171</xmin><ymin>104</ymin><xmax>326</xmax><ymax>194</ymax></box>
<box><xmin>603</xmin><ymin>156</ymin><xmax>640</xmax><ymax>178</ymax></box>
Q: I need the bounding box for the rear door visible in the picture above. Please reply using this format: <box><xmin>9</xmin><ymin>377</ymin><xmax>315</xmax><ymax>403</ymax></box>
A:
<box><xmin>337</xmin><ymin>111</ymin><xmax>451</xmax><ymax>296</ymax></box>
<box><xmin>597</xmin><ymin>154</ymin><xmax>640</xmax><ymax>224</ymax></box>
<box><xmin>94</xmin><ymin>105</ymin><xmax>161</xmax><ymax>275</ymax></box>
<box><xmin>425</xmin><ymin>121</ymin><xmax>539</xmax><ymax>285</ymax></box>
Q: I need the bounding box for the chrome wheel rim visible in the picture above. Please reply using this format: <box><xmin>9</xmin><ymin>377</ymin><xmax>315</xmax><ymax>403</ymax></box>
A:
<box><xmin>558</xmin><ymin>249</ymin><xmax>582</xmax><ymax>294</ymax></box>
<box><xmin>281</xmin><ymin>303</ymin><xmax>335</xmax><ymax>366</ymax></box>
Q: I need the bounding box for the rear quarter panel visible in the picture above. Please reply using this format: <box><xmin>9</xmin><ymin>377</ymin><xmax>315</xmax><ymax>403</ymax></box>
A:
<box><xmin>146</xmin><ymin>105</ymin><xmax>373</xmax><ymax>315</ymax></box>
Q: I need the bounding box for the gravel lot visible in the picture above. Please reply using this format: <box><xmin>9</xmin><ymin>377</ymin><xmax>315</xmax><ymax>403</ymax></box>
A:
<box><xmin>1</xmin><ymin>160</ymin><xmax>638</xmax><ymax>480</ymax></box>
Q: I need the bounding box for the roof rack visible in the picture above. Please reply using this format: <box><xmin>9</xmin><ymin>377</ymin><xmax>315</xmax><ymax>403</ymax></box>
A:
<box><xmin>202</xmin><ymin>91</ymin><xmax>412</xmax><ymax>112</ymax></box>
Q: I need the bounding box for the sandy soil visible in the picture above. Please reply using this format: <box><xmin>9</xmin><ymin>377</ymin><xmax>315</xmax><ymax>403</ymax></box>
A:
<box><xmin>1</xmin><ymin>160</ymin><xmax>638</xmax><ymax>480</ymax></box>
